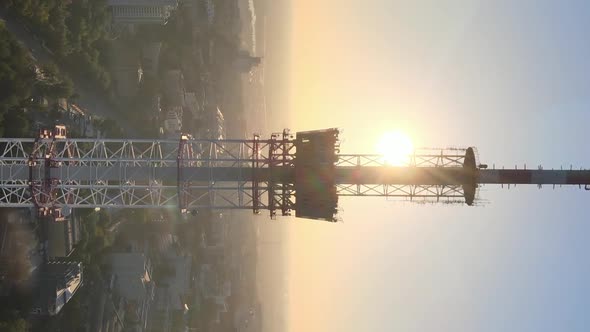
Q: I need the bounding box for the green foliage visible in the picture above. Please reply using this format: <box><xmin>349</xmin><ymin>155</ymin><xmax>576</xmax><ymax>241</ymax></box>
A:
<box><xmin>0</xmin><ymin>318</ymin><xmax>28</xmax><ymax>332</ymax></box>
<box><xmin>4</xmin><ymin>0</ymin><xmax>113</xmax><ymax>91</ymax></box>
<box><xmin>57</xmin><ymin>294</ymin><xmax>84</xmax><ymax>332</ymax></box>
<box><xmin>64</xmin><ymin>1</ymin><xmax>112</xmax><ymax>91</ymax></box>
<box><xmin>35</xmin><ymin>63</ymin><xmax>74</xmax><ymax>99</ymax></box>
<box><xmin>2</xmin><ymin>111</ymin><xmax>30</xmax><ymax>137</ymax></box>
<box><xmin>0</xmin><ymin>22</ymin><xmax>80</xmax><ymax>137</ymax></box>
<box><xmin>0</xmin><ymin>22</ymin><xmax>35</xmax><ymax>109</ymax></box>
<box><xmin>94</xmin><ymin>118</ymin><xmax>123</xmax><ymax>138</ymax></box>
<box><xmin>68</xmin><ymin>210</ymin><xmax>113</xmax><ymax>302</ymax></box>
<box><xmin>98</xmin><ymin>209</ymin><xmax>111</xmax><ymax>225</ymax></box>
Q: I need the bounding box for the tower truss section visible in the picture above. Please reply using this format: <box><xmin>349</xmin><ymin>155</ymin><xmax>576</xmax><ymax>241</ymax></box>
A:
<box><xmin>0</xmin><ymin>126</ymin><xmax>589</xmax><ymax>222</ymax></box>
<box><xmin>335</xmin><ymin>147</ymin><xmax>479</xmax><ymax>205</ymax></box>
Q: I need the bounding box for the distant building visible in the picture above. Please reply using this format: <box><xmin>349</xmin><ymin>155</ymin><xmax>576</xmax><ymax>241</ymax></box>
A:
<box><xmin>199</xmin><ymin>214</ymin><xmax>229</xmax><ymax>266</ymax></box>
<box><xmin>165</xmin><ymin>255</ymin><xmax>192</xmax><ymax>310</ymax></box>
<box><xmin>163</xmin><ymin>108</ymin><xmax>182</xmax><ymax>136</ymax></box>
<box><xmin>199</xmin><ymin>264</ymin><xmax>231</xmax><ymax>323</ymax></box>
<box><xmin>204</xmin><ymin>0</ymin><xmax>215</xmax><ymax>25</ymax></box>
<box><xmin>204</xmin><ymin>106</ymin><xmax>225</xmax><ymax>140</ymax></box>
<box><xmin>200</xmin><ymin>244</ymin><xmax>224</xmax><ymax>265</ymax></box>
<box><xmin>188</xmin><ymin>0</ymin><xmax>208</xmax><ymax>33</ymax></box>
<box><xmin>182</xmin><ymin>91</ymin><xmax>201</xmax><ymax>120</ymax></box>
<box><xmin>148</xmin><ymin>254</ymin><xmax>192</xmax><ymax>331</ymax></box>
<box><xmin>34</xmin><ymin>261</ymin><xmax>83</xmax><ymax>316</ymax></box>
<box><xmin>108</xmin><ymin>0</ymin><xmax>179</xmax><ymax>25</ymax></box>
<box><xmin>208</xmin><ymin>0</ymin><xmax>240</xmax><ymax>42</ymax></box>
<box><xmin>110</xmin><ymin>253</ymin><xmax>155</xmax><ymax>331</ymax></box>
<box><xmin>233</xmin><ymin>50</ymin><xmax>262</xmax><ymax>73</ymax></box>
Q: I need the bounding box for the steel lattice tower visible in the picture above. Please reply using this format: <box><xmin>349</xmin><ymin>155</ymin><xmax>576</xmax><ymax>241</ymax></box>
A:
<box><xmin>0</xmin><ymin>126</ymin><xmax>588</xmax><ymax>221</ymax></box>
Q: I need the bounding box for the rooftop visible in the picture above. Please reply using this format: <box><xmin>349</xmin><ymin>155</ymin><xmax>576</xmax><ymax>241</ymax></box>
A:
<box><xmin>37</xmin><ymin>261</ymin><xmax>83</xmax><ymax>316</ymax></box>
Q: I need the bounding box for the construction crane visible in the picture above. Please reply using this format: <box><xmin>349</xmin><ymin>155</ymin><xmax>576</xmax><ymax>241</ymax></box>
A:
<box><xmin>0</xmin><ymin>125</ymin><xmax>588</xmax><ymax>222</ymax></box>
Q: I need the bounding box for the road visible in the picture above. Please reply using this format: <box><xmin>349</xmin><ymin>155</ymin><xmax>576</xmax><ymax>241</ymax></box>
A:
<box><xmin>0</xmin><ymin>9</ymin><xmax>136</xmax><ymax>134</ymax></box>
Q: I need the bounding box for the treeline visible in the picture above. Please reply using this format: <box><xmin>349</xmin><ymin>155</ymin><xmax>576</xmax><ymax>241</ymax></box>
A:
<box><xmin>0</xmin><ymin>319</ymin><xmax>27</xmax><ymax>332</ymax></box>
<box><xmin>0</xmin><ymin>22</ymin><xmax>35</xmax><ymax>111</ymax></box>
<box><xmin>2</xmin><ymin>0</ymin><xmax>112</xmax><ymax>91</ymax></box>
<box><xmin>0</xmin><ymin>22</ymin><xmax>74</xmax><ymax>137</ymax></box>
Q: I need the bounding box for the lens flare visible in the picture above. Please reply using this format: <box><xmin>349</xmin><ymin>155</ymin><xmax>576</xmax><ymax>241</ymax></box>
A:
<box><xmin>376</xmin><ymin>131</ymin><xmax>414</xmax><ymax>166</ymax></box>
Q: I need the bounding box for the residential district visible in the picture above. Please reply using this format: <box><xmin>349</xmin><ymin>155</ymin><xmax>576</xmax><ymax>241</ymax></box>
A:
<box><xmin>0</xmin><ymin>0</ymin><xmax>268</xmax><ymax>331</ymax></box>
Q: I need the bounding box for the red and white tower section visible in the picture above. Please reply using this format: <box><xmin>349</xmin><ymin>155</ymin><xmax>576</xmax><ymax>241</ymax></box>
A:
<box><xmin>0</xmin><ymin>126</ymin><xmax>588</xmax><ymax>221</ymax></box>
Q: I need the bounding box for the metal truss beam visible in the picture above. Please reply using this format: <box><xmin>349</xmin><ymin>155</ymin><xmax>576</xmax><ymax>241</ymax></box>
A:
<box><xmin>0</xmin><ymin>131</ymin><xmax>587</xmax><ymax>221</ymax></box>
<box><xmin>0</xmin><ymin>134</ymin><xmax>297</xmax><ymax>214</ymax></box>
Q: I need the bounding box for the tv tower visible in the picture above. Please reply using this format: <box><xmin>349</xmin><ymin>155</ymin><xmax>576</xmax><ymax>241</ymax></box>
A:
<box><xmin>0</xmin><ymin>125</ymin><xmax>588</xmax><ymax>221</ymax></box>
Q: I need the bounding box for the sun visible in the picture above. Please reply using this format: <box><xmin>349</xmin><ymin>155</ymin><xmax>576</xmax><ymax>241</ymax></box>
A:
<box><xmin>376</xmin><ymin>131</ymin><xmax>414</xmax><ymax>166</ymax></box>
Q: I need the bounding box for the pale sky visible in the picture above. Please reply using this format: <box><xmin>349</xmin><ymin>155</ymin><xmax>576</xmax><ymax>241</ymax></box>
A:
<box><xmin>261</xmin><ymin>1</ymin><xmax>590</xmax><ymax>332</ymax></box>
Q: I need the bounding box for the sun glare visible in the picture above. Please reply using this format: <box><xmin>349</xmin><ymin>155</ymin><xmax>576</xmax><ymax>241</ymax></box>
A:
<box><xmin>376</xmin><ymin>131</ymin><xmax>414</xmax><ymax>166</ymax></box>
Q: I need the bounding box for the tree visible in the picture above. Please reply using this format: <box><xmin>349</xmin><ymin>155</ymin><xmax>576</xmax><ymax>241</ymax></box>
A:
<box><xmin>48</xmin><ymin>106</ymin><xmax>62</xmax><ymax>122</ymax></box>
<box><xmin>0</xmin><ymin>23</ymin><xmax>35</xmax><ymax>109</ymax></box>
<box><xmin>5</xmin><ymin>0</ymin><xmax>113</xmax><ymax>91</ymax></box>
<box><xmin>2</xmin><ymin>111</ymin><xmax>30</xmax><ymax>138</ymax></box>
<box><xmin>97</xmin><ymin>209</ymin><xmax>111</xmax><ymax>227</ymax></box>
<box><xmin>6</xmin><ymin>257</ymin><xmax>31</xmax><ymax>283</ymax></box>
<box><xmin>48</xmin><ymin>76</ymin><xmax>73</xmax><ymax>98</ymax></box>
<box><xmin>57</xmin><ymin>295</ymin><xmax>84</xmax><ymax>331</ymax></box>
<box><xmin>94</xmin><ymin>118</ymin><xmax>123</xmax><ymax>138</ymax></box>
<box><xmin>0</xmin><ymin>318</ymin><xmax>28</xmax><ymax>332</ymax></box>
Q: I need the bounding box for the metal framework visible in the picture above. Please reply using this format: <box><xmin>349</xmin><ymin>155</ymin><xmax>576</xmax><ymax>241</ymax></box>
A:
<box><xmin>336</xmin><ymin>148</ymin><xmax>476</xmax><ymax>168</ymax></box>
<box><xmin>335</xmin><ymin>149</ymin><xmax>473</xmax><ymax>204</ymax></box>
<box><xmin>0</xmin><ymin>128</ymin><xmax>299</xmax><ymax>218</ymax></box>
<box><xmin>0</xmin><ymin>126</ymin><xmax>588</xmax><ymax>221</ymax></box>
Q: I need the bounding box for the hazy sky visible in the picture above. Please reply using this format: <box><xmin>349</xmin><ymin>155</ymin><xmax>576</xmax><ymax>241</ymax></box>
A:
<box><xmin>262</xmin><ymin>1</ymin><xmax>590</xmax><ymax>332</ymax></box>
